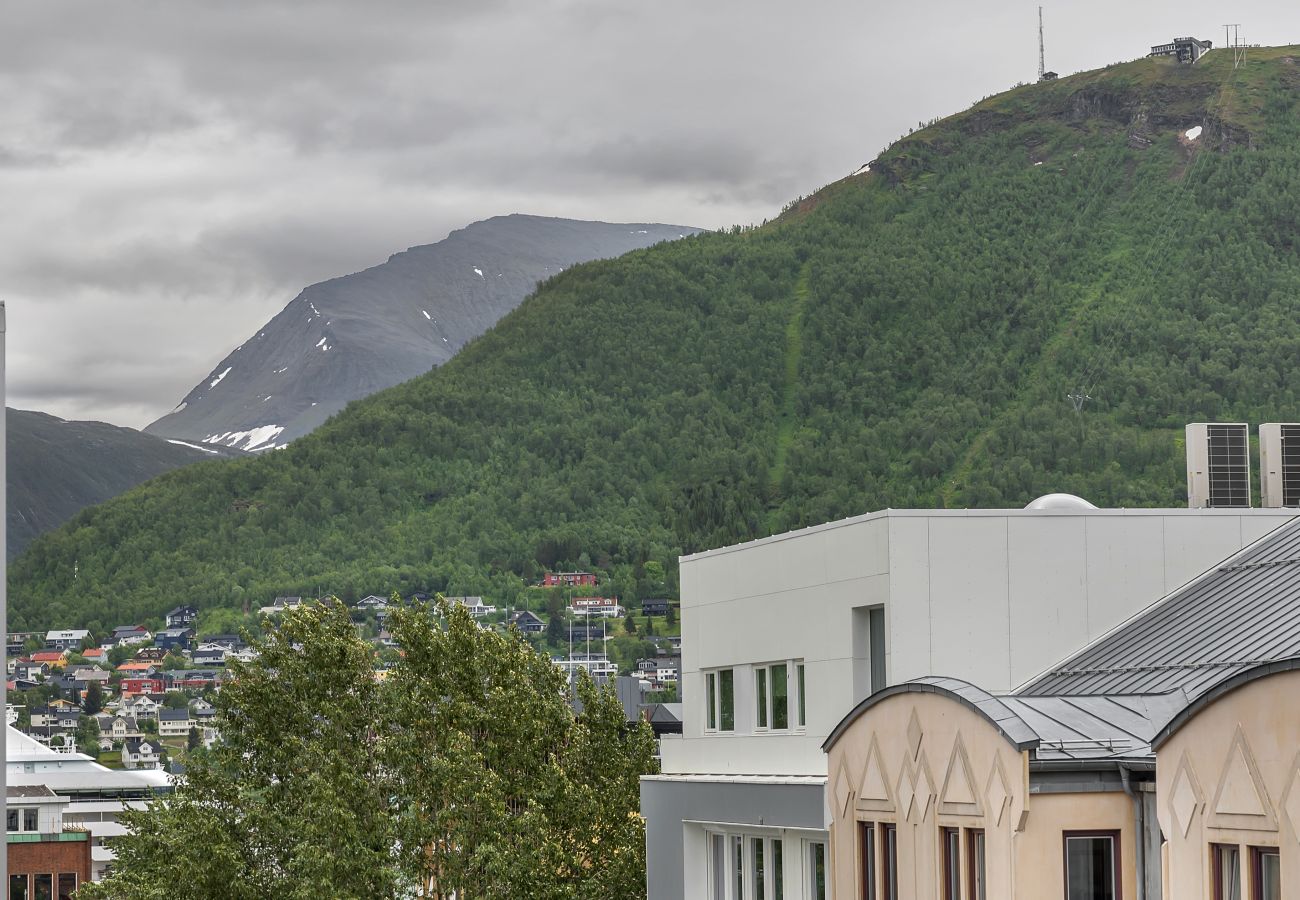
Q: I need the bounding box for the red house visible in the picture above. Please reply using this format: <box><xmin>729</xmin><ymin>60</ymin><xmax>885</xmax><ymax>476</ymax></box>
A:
<box><xmin>542</xmin><ymin>571</ymin><xmax>597</xmax><ymax>587</ymax></box>
<box><xmin>121</xmin><ymin>677</ymin><xmax>165</xmax><ymax>697</ymax></box>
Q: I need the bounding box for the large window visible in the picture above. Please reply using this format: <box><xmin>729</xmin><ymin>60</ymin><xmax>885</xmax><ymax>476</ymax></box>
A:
<box><xmin>23</xmin><ymin>809</ymin><xmax>37</xmax><ymax>832</ymax></box>
<box><xmin>705</xmin><ymin>669</ymin><xmax>734</xmax><ymax>732</ymax></box>
<box><xmin>858</xmin><ymin>822</ymin><xmax>876</xmax><ymax>900</ymax></box>
<box><xmin>56</xmin><ymin>875</ymin><xmax>76</xmax><ymax>900</ymax></box>
<box><xmin>1213</xmin><ymin>844</ymin><xmax>1242</xmax><ymax>900</ymax></box>
<box><xmin>10</xmin><ymin>874</ymin><xmax>28</xmax><ymax>900</ymax></box>
<box><xmin>797</xmin><ymin>663</ymin><xmax>806</xmax><ymax>727</ymax></box>
<box><xmin>755</xmin><ymin>660</ymin><xmax>803</xmax><ymax>732</ymax></box>
<box><xmin>941</xmin><ymin>827</ymin><xmax>962</xmax><ymax>900</ymax></box>
<box><xmin>708</xmin><ymin>831</ymin><xmax>784</xmax><ymax>900</ymax></box>
<box><xmin>967</xmin><ymin>829</ymin><xmax>986</xmax><ymax>900</ymax></box>
<box><xmin>1065</xmin><ymin>832</ymin><xmax>1119</xmax><ymax>900</ymax></box>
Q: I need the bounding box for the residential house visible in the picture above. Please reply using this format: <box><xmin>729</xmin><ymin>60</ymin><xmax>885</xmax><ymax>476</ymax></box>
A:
<box><xmin>96</xmin><ymin>714</ymin><xmax>143</xmax><ymax>746</ymax></box>
<box><xmin>44</xmin><ymin>630</ymin><xmax>90</xmax><ymax>652</ymax></box>
<box><xmin>121</xmin><ymin>677</ymin><xmax>165</xmax><ymax>698</ymax></box>
<box><xmin>80</xmin><ymin>647</ymin><xmax>106</xmax><ymax>663</ymax></box>
<box><xmin>448</xmin><ymin>596</ymin><xmax>497</xmax><ymax>617</ymax></box>
<box><xmin>258</xmin><ymin>595</ymin><xmax>304</xmax><ymax>615</ymax></box>
<box><xmin>6</xmin><ymin>785</ymin><xmax>92</xmax><ymax>896</ymax></box>
<box><xmin>189</xmin><ymin>698</ymin><xmax>216</xmax><ymax>721</ymax></box>
<box><xmin>156</xmin><ymin>626</ymin><xmax>197</xmax><ymax>653</ymax></box>
<box><xmin>69</xmin><ymin>665</ymin><xmax>110</xmax><ymax>686</ymax></box>
<box><xmin>543</xmin><ymin>572</ymin><xmax>598</xmax><ymax>587</ymax></box>
<box><xmin>509</xmin><ymin>611</ymin><xmax>546</xmax><ymax>633</ymax></box>
<box><xmin>115</xmin><ymin>660</ymin><xmax>156</xmax><ymax>677</ymax></box>
<box><xmin>13</xmin><ymin>662</ymin><xmax>49</xmax><ymax>682</ymax></box>
<box><xmin>642</xmin><ymin>502</ymin><xmax>1298</xmax><ymax>900</ymax></box>
<box><xmin>133</xmin><ymin>646</ymin><xmax>168</xmax><ymax>662</ymax></box>
<box><xmin>552</xmin><ymin>653</ymin><xmax>619</xmax><ymax>680</ymax></box>
<box><xmin>157</xmin><ymin>708</ymin><xmax>192</xmax><ymax>737</ymax></box>
<box><xmin>122</xmin><ymin>695</ymin><xmax>160</xmax><ymax>719</ymax></box>
<box><xmin>110</xmin><ymin>624</ymin><xmax>153</xmax><ymax>647</ymax></box>
<box><xmin>636</xmin><ymin>657</ymin><xmax>680</xmax><ymax>690</ymax></box>
<box><xmin>120</xmin><ymin>738</ymin><xmax>161</xmax><ymax>770</ymax></box>
<box><xmin>31</xmin><ymin>650</ymin><xmax>67</xmax><ymax>668</ymax></box>
<box><xmin>354</xmin><ymin>595</ymin><xmax>389</xmax><ymax>611</ymax></box>
<box><xmin>166</xmin><ymin>669</ymin><xmax>219</xmax><ymax>692</ymax></box>
<box><xmin>567</xmin><ymin>597</ymin><xmax>624</xmax><ymax>618</ymax></box>
<box><xmin>201</xmin><ymin>634</ymin><xmax>246</xmax><ymax>651</ymax></box>
<box><xmin>189</xmin><ymin>643</ymin><xmax>228</xmax><ymax>666</ymax></box>
<box><xmin>164</xmin><ymin>605</ymin><xmax>198</xmax><ymax>628</ymax></box>
<box><xmin>5</xmin><ymin>631</ymin><xmax>41</xmax><ymax>656</ymax></box>
<box><xmin>641</xmin><ymin>598</ymin><xmax>674</xmax><ymax>618</ymax></box>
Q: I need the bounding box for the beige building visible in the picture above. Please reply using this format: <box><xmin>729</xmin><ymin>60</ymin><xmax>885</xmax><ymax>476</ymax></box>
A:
<box><xmin>822</xmin><ymin>516</ymin><xmax>1300</xmax><ymax>899</ymax></box>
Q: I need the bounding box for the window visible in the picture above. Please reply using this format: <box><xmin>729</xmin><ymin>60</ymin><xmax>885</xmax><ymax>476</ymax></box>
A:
<box><xmin>858</xmin><ymin>822</ymin><xmax>876</xmax><ymax>900</ymax></box>
<box><xmin>808</xmin><ymin>842</ymin><xmax>827</xmax><ymax>900</ymax></box>
<box><xmin>10</xmin><ymin>874</ymin><xmax>28</xmax><ymax>900</ymax></box>
<box><xmin>1252</xmin><ymin>847</ymin><xmax>1279</xmax><ymax>900</ymax></box>
<box><xmin>734</xmin><ymin>835</ymin><xmax>745</xmax><ymax>900</ymax></box>
<box><xmin>712</xmin><ymin>833</ymin><xmax>727</xmax><ymax>899</ymax></box>
<box><xmin>772</xmin><ymin>838</ymin><xmax>784</xmax><ymax>900</ymax></box>
<box><xmin>23</xmin><ymin>809</ymin><xmax>38</xmax><ymax>832</ymax></box>
<box><xmin>751</xmin><ymin>837</ymin><xmax>766</xmax><ymax>899</ymax></box>
<box><xmin>709</xmin><ymin>830</ymin><xmax>784</xmax><ymax>899</ymax></box>
<box><xmin>967</xmin><ymin>829</ymin><xmax>986</xmax><ymax>900</ymax></box>
<box><xmin>797</xmin><ymin>664</ymin><xmax>806</xmax><ymax>727</ymax></box>
<box><xmin>56</xmin><ymin>875</ymin><xmax>76</xmax><ymax>900</ymax></box>
<box><xmin>1212</xmin><ymin>844</ymin><xmax>1242</xmax><ymax>900</ymax></box>
<box><xmin>942</xmin><ymin>827</ymin><xmax>962</xmax><ymax>900</ymax></box>
<box><xmin>33</xmin><ymin>876</ymin><xmax>51</xmax><ymax>900</ymax></box>
<box><xmin>755</xmin><ymin>661</ymin><xmax>800</xmax><ymax>732</ymax></box>
<box><xmin>1064</xmin><ymin>832</ymin><xmax>1119</xmax><ymax>900</ymax></box>
<box><xmin>882</xmin><ymin>824</ymin><xmax>898</xmax><ymax>900</ymax></box>
<box><xmin>6</xmin><ymin>810</ymin><xmax>16</xmax><ymax>832</ymax></box>
<box><xmin>705</xmin><ymin>669</ymin><xmax>735</xmax><ymax>732</ymax></box>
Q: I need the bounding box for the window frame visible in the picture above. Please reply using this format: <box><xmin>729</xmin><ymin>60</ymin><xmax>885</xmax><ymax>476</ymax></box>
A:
<box><xmin>1250</xmin><ymin>846</ymin><xmax>1279</xmax><ymax>900</ymax></box>
<box><xmin>966</xmin><ymin>828</ymin><xmax>986</xmax><ymax>900</ymax></box>
<box><xmin>1212</xmin><ymin>842</ymin><xmax>1242</xmax><ymax>900</ymax></box>
<box><xmin>807</xmin><ymin>840</ymin><xmax>828</xmax><ymax>900</ymax></box>
<box><xmin>705</xmin><ymin>829</ymin><xmax>785</xmax><ymax>900</ymax></box>
<box><xmin>882</xmin><ymin>823</ymin><xmax>899</xmax><ymax>900</ymax></box>
<box><xmin>858</xmin><ymin>821</ymin><xmax>877</xmax><ymax>900</ymax></box>
<box><xmin>1063</xmin><ymin>830</ymin><xmax>1122</xmax><ymax>900</ymax></box>
<box><xmin>941</xmin><ymin>826</ymin><xmax>962</xmax><ymax>900</ymax></box>
<box><xmin>704</xmin><ymin>668</ymin><xmax>735</xmax><ymax>733</ymax></box>
<box><xmin>753</xmin><ymin>659</ymin><xmax>803</xmax><ymax>734</ymax></box>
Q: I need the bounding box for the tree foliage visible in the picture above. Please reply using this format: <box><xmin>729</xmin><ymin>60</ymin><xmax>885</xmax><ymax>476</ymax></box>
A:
<box><xmin>83</xmin><ymin>601</ymin><xmax>655</xmax><ymax>900</ymax></box>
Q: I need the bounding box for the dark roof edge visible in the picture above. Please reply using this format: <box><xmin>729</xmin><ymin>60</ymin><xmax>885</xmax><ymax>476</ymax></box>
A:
<box><xmin>821</xmin><ymin>680</ymin><xmax>1040</xmax><ymax>753</ymax></box>
<box><xmin>1151</xmin><ymin>657</ymin><xmax>1300</xmax><ymax>750</ymax></box>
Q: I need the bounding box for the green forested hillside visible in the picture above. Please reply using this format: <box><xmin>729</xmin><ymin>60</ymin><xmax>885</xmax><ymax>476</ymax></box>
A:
<box><xmin>15</xmin><ymin>48</ymin><xmax>1300</xmax><ymax>629</ymax></box>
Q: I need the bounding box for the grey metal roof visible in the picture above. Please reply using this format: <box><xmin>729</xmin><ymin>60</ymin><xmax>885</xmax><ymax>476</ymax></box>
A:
<box><xmin>1020</xmin><ymin>517</ymin><xmax>1300</xmax><ymax>698</ymax></box>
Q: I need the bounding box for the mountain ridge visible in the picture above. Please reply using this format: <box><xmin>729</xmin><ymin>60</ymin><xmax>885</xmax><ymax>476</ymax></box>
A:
<box><xmin>14</xmin><ymin>47</ymin><xmax>1300</xmax><ymax>630</ymax></box>
<box><xmin>145</xmin><ymin>215</ymin><xmax>701</xmax><ymax>450</ymax></box>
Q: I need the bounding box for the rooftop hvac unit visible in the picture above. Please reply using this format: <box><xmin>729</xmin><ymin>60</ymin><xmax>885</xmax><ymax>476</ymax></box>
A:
<box><xmin>1259</xmin><ymin>424</ymin><xmax>1300</xmax><ymax>508</ymax></box>
<box><xmin>1186</xmin><ymin>422</ymin><xmax>1251</xmax><ymax>508</ymax></box>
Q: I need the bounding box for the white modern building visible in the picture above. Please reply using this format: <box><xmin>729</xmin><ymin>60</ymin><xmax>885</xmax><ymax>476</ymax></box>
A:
<box><xmin>641</xmin><ymin>501</ymin><xmax>1297</xmax><ymax>900</ymax></box>
<box><xmin>7</xmin><ymin>725</ymin><xmax>170</xmax><ymax>880</ymax></box>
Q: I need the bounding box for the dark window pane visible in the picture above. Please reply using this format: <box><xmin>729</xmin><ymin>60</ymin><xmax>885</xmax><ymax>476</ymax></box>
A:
<box><xmin>884</xmin><ymin>826</ymin><xmax>898</xmax><ymax>900</ymax></box>
<box><xmin>756</xmin><ymin>669</ymin><xmax>768</xmax><ymax>729</ymax></box>
<box><xmin>771</xmin><ymin>665</ymin><xmax>788</xmax><ymax>729</ymax></box>
<box><xmin>56</xmin><ymin>875</ymin><xmax>76</xmax><ymax>900</ymax></box>
<box><xmin>1065</xmin><ymin>835</ymin><xmax>1116</xmax><ymax>900</ymax></box>
<box><xmin>23</xmin><ymin>809</ymin><xmax>38</xmax><ymax>832</ymax></box>
<box><xmin>797</xmin><ymin>664</ymin><xmax>806</xmax><ymax>727</ymax></box>
<box><xmin>707</xmin><ymin>674</ymin><xmax>717</xmax><ymax>731</ymax></box>
<box><xmin>859</xmin><ymin>822</ymin><xmax>876</xmax><ymax>900</ymax></box>
<box><xmin>752</xmin><ymin>837</ymin><xmax>765</xmax><ymax>899</ymax></box>
<box><xmin>720</xmin><ymin>669</ymin><xmax>734</xmax><ymax>731</ymax></box>
<box><xmin>33</xmin><ymin>876</ymin><xmax>51</xmax><ymax>900</ymax></box>
<box><xmin>810</xmin><ymin>842</ymin><xmax>827</xmax><ymax>900</ymax></box>
<box><xmin>773</xmin><ymin>838</ymin><xmax>784</xmax><ymax>900</ymax></box>
<box><xmin>969</xmin><ymin>830</ymin><xmax>986</xmax><ymax>900</ymax></box>
<box><xmin>711</xmin><ymin>833</ymin><xmax>726</xmax><ymax>900</ymax></box>
<box><xmin>10</xmin><ymin>874</ymin><xmax>28</xmax><ymax>900</ymax></box>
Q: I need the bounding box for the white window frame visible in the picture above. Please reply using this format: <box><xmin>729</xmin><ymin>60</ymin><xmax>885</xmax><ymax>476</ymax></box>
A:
<box><xmin>753</xmin><ymin>659</ymin><xmax>804</xmax><ymax>733</ymax></box>
<box><xmin>704</xmin><ymin>668</ymin><xmax>735</xmax><ymax>733</ymax></box>
<box><xmin>705</xmin><ymin>828</ymin><xmax>786</xmax><ymax>900</ymax></box>
<box><xmin>805</xmin><ymin>839</ymin><xmax>828</xmax><ymax>900</ymax></box>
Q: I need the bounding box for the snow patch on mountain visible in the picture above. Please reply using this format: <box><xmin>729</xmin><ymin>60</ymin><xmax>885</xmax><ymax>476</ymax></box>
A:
<box><xmin>167</xmin><ymin>439</ymin><xmax>221</xmax><ymax>455</ymax></box>
<box><xmin>203</xmin><ymin>425</ymin><xmax>285</xmax><ymax>452</ymax></box>
<box><xmin>208</xmin><ymin>367</ymin><xmax>232</xmax><ymax>389</ymax></box>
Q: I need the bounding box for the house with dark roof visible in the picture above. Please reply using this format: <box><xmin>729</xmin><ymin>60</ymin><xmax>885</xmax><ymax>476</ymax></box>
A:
<box><xmin>155</xmin><ymin>627</ymin><xmax>194</xmax><ymax>652</ymax></box>
<box><xmin>121</xmin><ymin>737</ymin><xmax>161</xmax><ymax>770</ymax></box>
<box><xmin>509</xmin><ymin>610</ymin><xmax>545</xmax><ymax>633</ymax></box>
<box><xmin>165</xmin><ymin>605</ymin><xmax>198</xmax><ymax>628</ymax></box>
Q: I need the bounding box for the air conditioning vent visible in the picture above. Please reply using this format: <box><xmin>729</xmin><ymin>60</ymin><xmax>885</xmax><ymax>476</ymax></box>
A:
<box><xmin>1259</xmin><ymin>424</ymin><xmax>1300</xmax><ymax>508</ymax></box>
<box><xmin>1186</xmin><ymin>423</ymin><xmax>1251</xmax><ymax>508</ymax></box>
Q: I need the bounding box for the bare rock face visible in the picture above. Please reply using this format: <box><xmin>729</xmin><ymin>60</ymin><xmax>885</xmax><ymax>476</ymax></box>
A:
<box><xmin>145</xmin><ymin>215</ymin><xmax>700</xmax><ymax>451</ymax></box>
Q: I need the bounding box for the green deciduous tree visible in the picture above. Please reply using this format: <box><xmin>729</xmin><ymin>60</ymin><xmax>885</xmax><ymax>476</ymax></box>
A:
<box><xmin>85</xmin><ymin>600</ymin><xmax>655</xmax><ymax>899</ymax></box>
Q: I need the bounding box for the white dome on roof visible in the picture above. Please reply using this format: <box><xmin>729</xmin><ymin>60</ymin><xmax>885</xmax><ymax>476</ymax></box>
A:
<box><xmin>1024</xmin><ymin>493</ymin><xmax>1098</xmax><ymax>511</ymax></box>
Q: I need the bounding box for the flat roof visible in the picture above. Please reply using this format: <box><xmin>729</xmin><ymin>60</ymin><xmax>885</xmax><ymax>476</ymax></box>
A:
<box><xmin>680</xmin><ymin>507</ymin><xmax>1295</xmax><ymax>563</ymax></box>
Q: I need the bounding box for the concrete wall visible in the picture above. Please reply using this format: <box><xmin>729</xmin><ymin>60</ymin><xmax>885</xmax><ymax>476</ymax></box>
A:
<box><xmin>1157</xmin><ymin>669</ymin><xmax>1300</xmax><ymax>900</ymax></box>
<box><xmin>668</xmin><ymin>509</ymin><xmax>1293</xmax><ymax>778</ymax></box>
<box><xmin>640</xmin><ymin>776</ymin><xmax>824</xmax><ymax>900</ymax></box>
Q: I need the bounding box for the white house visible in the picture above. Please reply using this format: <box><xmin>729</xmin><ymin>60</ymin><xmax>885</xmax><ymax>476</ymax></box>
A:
<box><xmin>566</xmin><ymin>597</ymin><xmax>624</xmax><ymax>618</ymax></box>
<box><xmin>157</xmin><ymin>709</ymin><xmax>191</xmax><ymax>737</ymax></box>
<box><xmin>448</xmin><ymin>596</ymin><xmax>497</xmax><ymax>617</ymax></box>
<box><xmin>642</xmin><ymin>501</ymin><xmax>1298</xmax><ymax>900</ymax></box>
<box><xmin>121</xmin><ymin>738</ymin><xmax>161</xmax><ymax>770</ymax></box>
<box><xmin>45</xmin><ymin>630</ymin><xmax>90</xmax><ymax>651</ymax></box>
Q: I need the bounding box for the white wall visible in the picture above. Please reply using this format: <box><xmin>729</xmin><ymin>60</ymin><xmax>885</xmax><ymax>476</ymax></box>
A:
<box><xmin>664</xmin><ymin>508</ymin><xmax>1295</xmax><ymax>778</ymax></box>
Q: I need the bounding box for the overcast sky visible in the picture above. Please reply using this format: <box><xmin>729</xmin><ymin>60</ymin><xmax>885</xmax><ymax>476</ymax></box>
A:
<box><xmin>4</xmin><ymin>1</ymin><xmax>1298</xmax><ymax>428</ymax></box>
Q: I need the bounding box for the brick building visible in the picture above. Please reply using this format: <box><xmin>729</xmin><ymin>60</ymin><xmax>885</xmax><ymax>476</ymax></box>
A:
<box><xmin>7</xmin><ymin>786</ymin><xmax>91</xmax><ymax>899</ymax></box>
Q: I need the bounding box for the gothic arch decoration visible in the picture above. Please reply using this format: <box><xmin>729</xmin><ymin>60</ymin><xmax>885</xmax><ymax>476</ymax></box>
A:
<box><xmin>938</xmin><ymin>731</ymin><xmax>985</xmax><ymax>817</ymax></box>
<box><xmin>1208</xmin><ymin>725</ymin><xmax>1278</xmax><ymax>833</ymax></box>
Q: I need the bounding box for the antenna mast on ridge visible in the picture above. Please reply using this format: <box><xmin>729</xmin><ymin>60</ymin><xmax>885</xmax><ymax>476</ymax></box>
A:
<box><xmin>1038</xmin><ymin>7</ymin><xmax>1046</xmax><ymax>81</ymax></box>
